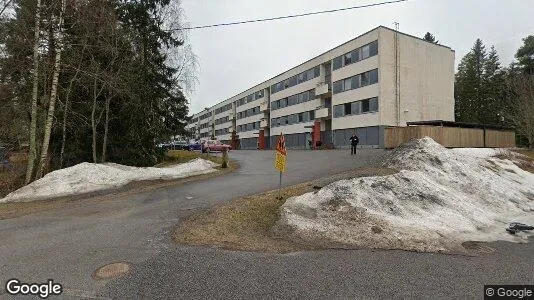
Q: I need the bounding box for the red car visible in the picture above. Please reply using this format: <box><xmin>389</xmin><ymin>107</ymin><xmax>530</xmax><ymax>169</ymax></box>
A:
<box><xmin>201</xmin><ymin>140</ymin><xmax>231</xmax><ymax>153</ymax></box>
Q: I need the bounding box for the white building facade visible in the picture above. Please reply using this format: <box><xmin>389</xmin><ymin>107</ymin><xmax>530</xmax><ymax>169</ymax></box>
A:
<box><xmin>187</xmin><ymin>26</ymin><xmax>455</xmax><ymax>149</ymax></box>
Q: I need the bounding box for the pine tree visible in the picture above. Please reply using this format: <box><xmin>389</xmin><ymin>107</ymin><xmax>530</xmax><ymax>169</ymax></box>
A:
<box><xmin>515</xmin><ymin>35</ymin><xmax>534</xmax><ymax>74</ymax></box>
<box><xmin>455</xmin><ymin>39</ymin><xmax>488</xmax><ymax>123</ymax></box>
<box><xmin>423</xmin><ymin>32</ymin><xmax>438</xmax><ymax>44</ymax></box>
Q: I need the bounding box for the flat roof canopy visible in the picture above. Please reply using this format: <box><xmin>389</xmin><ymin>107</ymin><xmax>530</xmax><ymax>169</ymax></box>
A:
<box><xmin>405</xmin><ymin>120</ymin><xmax>514</xmax><ymax>131</ymax></box>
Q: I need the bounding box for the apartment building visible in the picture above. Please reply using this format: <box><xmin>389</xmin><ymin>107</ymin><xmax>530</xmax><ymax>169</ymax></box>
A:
<box><xmin>186</xmin><ymin>26</ymin><xmax>455</xmax><ymax>149</ymax></box>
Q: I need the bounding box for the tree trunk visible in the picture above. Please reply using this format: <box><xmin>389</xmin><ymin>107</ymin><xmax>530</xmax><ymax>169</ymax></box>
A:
<box><xmin>101</xmin><ymin>95</ymin><xmax>111</xmax><ymax>163</ymax></box>
<box><xmin>36</xmin><ymin>0</ymin><xmax>66</xmax><ymax>179</ymax></box>
<box><xmin>25</xmin><ymin>0</ymin><xmax>42</xmax><ymax>184</ymax></box>
<box><xmin>92</xmin><ymin>76</ymin><xmax>98</xmax><ymax>163</ymax></box>
<box><xmin>59</xmin><ymin>69</ymin><xmax>79</xmax><ymax>168</ymax></box>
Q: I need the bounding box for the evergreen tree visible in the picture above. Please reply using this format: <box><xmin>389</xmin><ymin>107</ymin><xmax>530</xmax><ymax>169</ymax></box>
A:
<box><xmin>455</xmin><ymin>40</ymin><xmax>506</xmax><ymax>125</ymax></box>
<box><xmin>515</xmin><ymin>35</ymin><xmax>534</xmax><ymax>74</ymax></box>
<box><xmin>423</xmin><ymin>32</ymin><xmax>438</xmax><ymax>44</ymax></box>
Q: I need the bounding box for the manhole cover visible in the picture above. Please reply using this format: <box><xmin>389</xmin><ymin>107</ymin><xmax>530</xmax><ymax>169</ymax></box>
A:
<box><xmin>93</xmin><ymin>262</ymin><xmax>130</xmax><ymax>279</ymax></box>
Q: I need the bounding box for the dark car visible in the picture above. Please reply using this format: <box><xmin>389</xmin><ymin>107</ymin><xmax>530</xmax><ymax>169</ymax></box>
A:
<box><xmin>188</xmin><ymin>140</ymin><xmax>203</xmax><ymax>151</ymax></box>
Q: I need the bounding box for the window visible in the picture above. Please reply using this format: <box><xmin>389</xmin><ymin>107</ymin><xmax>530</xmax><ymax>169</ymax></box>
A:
<box><xmin>333</xmin><ymin>81</ymin><xmax>343</xmax><ymax>94</ymax></box>
<box><xmin>280</xmin><ymin>98</ymin><xmax>287</xmax><ymax>108</ymax></box>
<box><xmin>309</xmin><ymin>89</ymin><xmax>315</xmax><ymax>100</ymax></box>
<box><xmin>289</xmin><ymin>76</ymin><xmax>297</xmax><ymax>87</ymax></box>
<box><xmin>306</xmin><ymin>69</ymin><xmax>314</xmax><ymax>81</ymax></box>
<box><xmin>351</xmin><ymin>48</ymin><xmax>360</xmax><ymax>62</ymax></box>
<box><xmin>314</xmin><ymin>66</ymin><xmax>320</xmax><ymax>77</ymax></box>
<box><xmin>369</xmin><ymin>69</ymin><xmax>378</xmax><ymax>84</ymax></box>
<box><xmin>361</xmin><ymin>72</ymin><xmax>370</xmax><ymax>86</ymax></box>
<box><xmin>334</xmin><ymin>105</ymin><xmax>344</xmax><ymax>117</ymax></box>
<box><xmin>333</xmin><ymin>56</ymin><xmax>342</xmax><ymax>70</ymax></box>
<box><xmin>361</xmin><ymin>45</ymin><xmax>370</xmax><ymax>59</ymax></box>
<box><xmin>369</xmin><ymin>97</ymin><xmax>378</xmax><ymax>112</ymax></box>
<box><xmin>301</xmin><ymin>91</ymin><xmax>309</xmax><ymax>102</ymax></box>
<box><xmin>344</xmin><ymin>78</ymin><xmax>352</xmax><ymax>91</ymax></box>
<box><xmin>288</xmin><ymin>95</ymin><xmax>298</xmax><ymax>106</ymax></box>
<box><xmin>344</xmin><ymin>53</ymin><xmax>352</xmax><ymax>65</ymax></box>
<box><xmin>297</xmin><ymin>73</ymin><xmax>305</xmax><ymax>84</ymax></box>
<box><xmin>369</xmin><ymin>40</ymin><xmax>378</xmax><ymax>56</ymax></box>
<box><xmin>351</xmin><ymin>101</ymin><xmax>361</xmax><ymax>115</ymax></box>
<box><xmin>289</xmin><ymin>114</ymin><xmax>298</xmax><ymax>125</ymax></box>
<box><xmin>351</xmin><ymin>75</ymin><xmax>361</xmax><ymax>89</ymax></box>
<box><xmin>298</xmin><ymin>112</ymin><xmax>304</xmax><ymax>122</ymax></box>
<box><xmin>344</xmin><ymin>103</ymin><xmax>352</xmax><ymax>115</ymax></box>
<box><xmin>361</xmin><ymin>99</ymin><xmax>370</xmax><ymax>113</ymax></box>
<box><xmin>272</xmin><ymin>101</ymin><xmax>278</xmax><ymax>110</ymax></box>
<box><xmin>309</xmin><ymin>110</ymin><xmax>315</xmax><ymax>120</ymax></box>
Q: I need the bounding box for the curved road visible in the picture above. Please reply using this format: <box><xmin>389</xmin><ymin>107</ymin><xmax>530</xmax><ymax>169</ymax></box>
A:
<box><xmin>1</xmin><ymin>149</ymin><xmax>533</xmax><ymax>299</ymax></box>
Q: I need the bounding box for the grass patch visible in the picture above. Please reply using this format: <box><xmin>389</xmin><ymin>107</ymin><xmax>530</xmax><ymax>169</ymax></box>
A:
<box><xmin>174</xmin><ymin>167</ymin><xmax>397</xmax><ymax>253</ymax></box>
<box><xmin>157</xmin><ymin>150</ymin><xmax>224</xmax><ymax>167</ymax></box>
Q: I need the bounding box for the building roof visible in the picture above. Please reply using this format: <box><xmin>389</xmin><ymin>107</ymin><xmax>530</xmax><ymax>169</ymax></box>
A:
<box><xmin>190</xmin><ymin>25</ymin><xmax>454</xmax><ymax>117</ymax></box>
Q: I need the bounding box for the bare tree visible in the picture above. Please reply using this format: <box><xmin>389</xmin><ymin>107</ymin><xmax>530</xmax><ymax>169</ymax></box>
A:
<box><xmin>505</xmin><ymin>74</ymin><xmax>534</xmax><ymax>148</ymax></box>
<box><xmin>25</xmin><ymin>0</ymin><xmax>42</xmax><ymax>184</ymax></box>
<box><xmin>36</xmin><ymin>0</ymin><xmax>67</xmax><ymax>179</ymax></box>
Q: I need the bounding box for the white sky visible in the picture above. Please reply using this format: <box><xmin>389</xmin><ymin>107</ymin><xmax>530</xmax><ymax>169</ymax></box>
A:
<box><xmin>181</xmin><ymin>0</ymin><xmax>534</xmax><ymax>115</ymax></box>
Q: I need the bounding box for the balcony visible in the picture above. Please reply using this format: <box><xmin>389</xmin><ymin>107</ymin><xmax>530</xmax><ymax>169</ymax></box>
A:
<box><xmin>260</xmin><ymin>101</ymin><xmax>269</xmax><ymax>112</ymax></box>
<box><xmin>315</xmin><ymin>107</ymin><xmax>331</xmax><ymax>119</ymax></box>
<box><xmin>315</xmin><ymin>82</ymin><xmax>331</xmax><ymax>97</ymax></box>
<box><xmin>260</xmin><ymin>119</ymin><xmax>269</xmax><ymax>128</ymax></box>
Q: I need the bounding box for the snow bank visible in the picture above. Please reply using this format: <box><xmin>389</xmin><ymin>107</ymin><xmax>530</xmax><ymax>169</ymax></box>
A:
<box><xmin>1</xmin><ymin>158</ymin><xmax>218</xmax><ymax>203</ymax></box>
<box><xmin>277</xmin><ymin>137</ymin><xmax>534</xmax><ymax>253</ymax></box>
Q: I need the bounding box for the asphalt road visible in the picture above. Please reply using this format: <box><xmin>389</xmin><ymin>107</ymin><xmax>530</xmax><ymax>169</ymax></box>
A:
<box><xmin>1</xmin><ymin>149</ymin><xmax>533</xmax><ymax>299</ymax></box>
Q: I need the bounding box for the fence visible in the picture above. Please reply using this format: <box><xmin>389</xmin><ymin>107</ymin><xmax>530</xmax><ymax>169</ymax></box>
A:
<box><xmin>385</xmin><ymin>126</ymin><xmax>516</xmax><ymax>148</ymax></box>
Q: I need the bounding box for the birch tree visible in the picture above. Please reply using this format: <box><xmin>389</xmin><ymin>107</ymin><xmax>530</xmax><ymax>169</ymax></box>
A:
<box><xmin>25</xmin><ymin>0</ymin><xmax>42</xmax><ymax>183</ymax></box>
<box><xmin>35</xmin><ymin>0</ymin><xmax>66</xmax><ymax>179</ymax></box>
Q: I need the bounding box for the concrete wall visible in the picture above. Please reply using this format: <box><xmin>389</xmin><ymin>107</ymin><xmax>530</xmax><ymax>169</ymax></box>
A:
<box><xmin>378</xmin><ymin>28</ymin><xmax>455</xmax><ymax>127</ymax></box>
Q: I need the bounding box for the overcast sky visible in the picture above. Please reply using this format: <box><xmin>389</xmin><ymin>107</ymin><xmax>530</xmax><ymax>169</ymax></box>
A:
<box><xmin>181</xmin><ymin>0</ymin><xmax>534</xmax><ymax>115</ymax></box>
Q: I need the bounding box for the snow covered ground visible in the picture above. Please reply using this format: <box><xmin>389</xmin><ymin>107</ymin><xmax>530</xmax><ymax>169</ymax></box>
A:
<box><xmin>277</xmin><ymin>138</ymin><xmax>534</xmax><ymax>253</ymax></box>
<box><xmin>1</xmin><ymin>158</ymin><xmax>218</xmax><ymax>203</ymax></box>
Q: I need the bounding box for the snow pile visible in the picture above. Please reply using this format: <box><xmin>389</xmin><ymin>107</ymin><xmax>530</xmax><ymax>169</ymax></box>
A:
<box><xmin>277</xmin><ymin>137</ymin><xmax>534</xmax><ymax>253</ymax></box>
<box><xmin>1</xmin><ymin>158</ymin><xmax>218</xmax><ymax>203</ymax></box>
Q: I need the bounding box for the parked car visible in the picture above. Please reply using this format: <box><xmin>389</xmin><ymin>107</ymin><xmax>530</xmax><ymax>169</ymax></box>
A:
<box><xmin>188</xmin><ymin>140</ymin><xmax>203</xmax><ymax>151</ymax></box>
<box><xmin>201</xmin><ymin>140</ymin><xmax>231</xmax><ymax>153</ymax></box>
<box><xmin>170</xmin><ymin>140</ymin><xmax>189</xmax><ymax>150</ymax></box>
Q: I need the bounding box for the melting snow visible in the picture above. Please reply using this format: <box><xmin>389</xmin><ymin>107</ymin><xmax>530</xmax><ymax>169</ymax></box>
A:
<box><xmin>278</xmin><ymin>137</ymin><xmax>534</xmax><ymax>253</ymax></box>
<box><xmin>1</xmin><ymin>158</ymin><xmax>218</xmax><ymax>203</ymax></box>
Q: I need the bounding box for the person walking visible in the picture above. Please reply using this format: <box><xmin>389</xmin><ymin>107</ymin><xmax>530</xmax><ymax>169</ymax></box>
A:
<box><xmin>349</xmin><ymin>133</ymin><xmax>359</xmax><ymax>155</ymax></box>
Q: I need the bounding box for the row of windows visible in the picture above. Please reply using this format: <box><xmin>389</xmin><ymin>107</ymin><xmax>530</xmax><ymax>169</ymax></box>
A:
<box><xmin>237</xmin><ymin>106</ymin><xmax>261</xmax><ymax>119</ymax></box>
<box><xmin>215</xmin><ymin>128</ymin><xmax>230</xmax><ymax>136</ymax></box>
<box><xmin>199</xmin><ymin>112</ymin><xmax>212</xmax><ymax>120</ymax></box>
<box><xmin>333</xmin><ymin>97</ymin><xmax>379</xmax><ymax>118</ymax></box>
<box><xmin>214</xmin><ymin>116</ymin><xmax>229</xmax><ymax>125</ymax></box>
<box><xmin>271</xmin><ymin>66</ymin><xmax>320</xmax><ymax>94</ymax></box>
<box><xmin>333</xmin><ymin>40</ymin><xmax>378</xmax><ymax>71</ymax></box>
<box><xmin>271</xmin><ymin>110</ymin><xmax>315</xmax><ymax>127</ymax></box>
<box><xmin>237</xmin><ymin>121</ymin><xmax>261</xmax><ymax>133</ymax></box>
<box><xmin>199</xmin><ymin>122</ymin><xmax>210</xmax><ymax>129</ymax></box>
<box><xmin>190</xmin><ymin>117</ymin><xmax>198</xmax><ymax>123</ymax></box>
<box><xmin>236</xmin><ymin>90</ymin><xmax>265</xmax><ymax>107</ymax></box>
<box><xmin>271</xmin><ymin>89</ymin><xmax>316</xmax><ymax>111</ymax></box>
<box><xmin>333</xmin><ymin>69</ymin><xmax>379</xmax><ymax>94</ymax></box>
<box><xmin>200</xmin><ymin>132</ymin><xmax>210</xmax><ymax>138</ymax></box>
<box><xmin>214</xmin><ymin>103</ymin><xmax>232</xmax><ymax>115</ymax></box>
